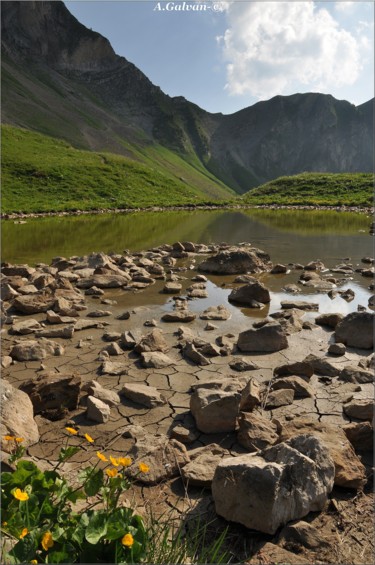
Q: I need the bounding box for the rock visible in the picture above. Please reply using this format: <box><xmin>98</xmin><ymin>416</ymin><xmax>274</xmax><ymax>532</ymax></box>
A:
<box><xmin>1</xmin><ymin>380</ymin><xmax>39</xmax><ymax>453</ymax></box>
<box><xmin>181</xmin><ymin>444</ymin><xmax>230</xmax><ymax>487</ymax></box>
<box><xmin>271</xmin><ymin>309</ymin><xmax>304</xmax><ymax>334</ymax></box>
<box><xmin>170</xmin><ymin>425</ymin><xmax>199</xmax><ymax>444</ymax></box>
<box><xmin>10</xmin><ymin>339</ymin><xmax>64</xmax><ymax>361</ymax></box>
<box><xmin>238</xmin><ymin>322</ymin><xmax>288</xmax><ymax>353</ymax></box>
<box><xmin>271</xmin><ymin>264</ymin><xmax>288</xmax><ymax>274</ymax></box>
<box><xmin>248</xmin><ymin>543</ymin><xmax>310</xmax><ymax>565</ymax></box>
<box><xmin>271</xmin><ymin>377</ymin><xmax>314</xmax><ymax>399</ymax></box>
<box><xmin>86</xmin><ymin>396</ymin><xmax>110</xmax><ymax>423</ymax></box>
<box><xmin>76</xmin><ymin>274</ymin><xmax>130</xmax><ymax>288</ymax></box>
<box><xmin>274</xmin><ymin>361</ymin><xmax>313</xmax><ymax>379</ymax></box>
<box><xmin>281</xmin><ymin>300</ymin><xmax>319</xmax><ymax>311</ymax></box>
<box><xmin>134</xmin><ymin>329</ymin><xmax>169</xmax><ymax>354</ymax></box>
<box><xmin>265</xmin><ymin>389</ymin><xmax>294</xmax><ymax>409</ymax></box>
<box><xmin>279</xmin><ymin>418</ymin><xmax>366</xmax><ymax>489</ymax></box>
<box><xmin>103</xmin><ymin>342</ymin><xmax>123</xmax><ymax>356</ymax></box>
<box><xmin>120</xmin><ymin>383</ymin><xmax>166</xmax><ymax>408</ymax></box>
<box><xmin>283</xmin><ymin>283</ymin><xmax>300</xmax><ymax>293</ymax></box>
<box><xmin>228</xmin><ymin>281</ymin><xmax>270</xmax><ymax>306</ymax></box>
<box><xmin>144</xmin><ymin>319</ymin><xmax>157</xmax><ymax>327</ymax></box>
<box><xmin>126</xmin><ymin>439</ymin><xmax>189</xmax><ymax>485</ymax></box>
<box><xmin>328</xmin><ymin>342</ymin><xmax>346</xmax><ymax>356</ymax></box>
<box><xmin>343</xmin><ymin>422</ymin><xmax>373</xmax><ymax>451</ymax></box>
<box><xmin>237</xmin><ymin>412</ymin><xmax>279</xmax><ymax>451</ymax></box>
<box><xmin>190</xmin><ymin>387</ymin><xmax>241</xmax><ymax>433</ymax></box>
<box><xmin>2</xmin><ymin>265</ymin><xmax>36</xmax><ymax>277</ymax></box>
<box><xmin>279</xmin><ymin>520</ymin><xmax>331</xmax><ymax>550</ymax></box>
<box><xmin>13</xmin><ymin>293</ymin><xmax>56</xmax><ymax>314</ymax></box>
<box><xmin>187</xmin><ymin>288</ymin><xmax>208</xmax><ymax>299</ymax></box>
<box><xmin>303</xmin><ymin>354</ymin><xmax>341</xmax><ymax>377</ymax></box>
<box><xmin>212</xmin><ymin>435</ymin><xmax>334</xmax><ymax>534</ymax></box>
<box><xmin>121</xmin><ymin>331</ymin><xmax>137</xmax><ymax>349</ymax></box>
<box><xmin>163</xmin><ymin>282</ymin><xmax>182</xmax><ymax>294</ymax></box>
<box><xmin>1</xmin><ymin>356</ymin><xmax>12</xmax><ymax>369</ymax></box>
<box><xmin>162</xmin><ymin>311</ymin><xmax>196</xmax><ymax>323</ymax></box>
<box><xmin>141</xmin><ymin>352</ymin><xmax>174</xmax><ymax>369</ymax></box>
<box><xmin>74</xmin><ymin>319</ymin><xmax>108</xmax><ymax>331</ymax></box>
<box><xmin>361</xmin><ymin>257</ymin><xmax>374</xmax><ymax>264</ymax></box>
<box><xmin>85</xmin><ymin>286</ymin><xmax>105</xmax><ymax>296</ymax></box>
<box><xmin>11</xmin><ymin>319</ymin><xmax>42</xmax><ymax>335</ymax></box>
<box><xmin>183</xmin><ymin>342</ymin><xmax>210</xmax><ymax>366</ymax></box>
<box><xmin>101</xmin><ymin>360</ymin><xmax>128</xmax><ymax>375</ymax></box>
<box><xmin>335</xmin><ymin>312</ymin><xmax>374</xmax><ymax>349</ymax></box>
<box><xmin>1</xmin><ymin>283</ymin><xmax>19</xmax><ymax>301</ymax></box>
<box><xmin>200</xmin><ymin>305</ymin><xmax>231</xmax><ymax>321</ymax></box>
<box><xmin>87</xmin><ymin>310</ymin><xmax>111</xmax><ymax>318</ymax></box>
<box><xmin>176</xmin><ymin>326</ymin><xmax>194</xmax><ymax>341</ymax></box>
<box><xmin>315</xmin><ymin>313</ymin><xmax>344</xmax><ymax>328</ymax></box>
<box><xmin>81</xmin><ymin>380</ymin><xmax>120</xmax><ymax>407</ymax></box>
<box><xmin>35</xmin><ymin>325</ymin><xmax>74</xmax><ymax>339</ymax></box>
<box><xmin>204</xmin><ymin>322</ymin><xmax>217</xmax><ymax>331</ymax></box>
<box><xmin>192</xmin><ymin>274</ymin><xmax>207</xmax><ymax>282</ymax></box>
<box><xmin>19</xmin><ymin>372</ymin><xmax>81</xmax><ymax>415</ymax></box>
<box><xmin>198</xmin><ymin>248</ymin><xmax>270</xmax><ymax>275</ymax></box>
<box><xmin>339</xmin><ymin>365</ymin><xmax>374</xmax><ymax>384</ymax></box>
<box><xmin>343</xmin><ymin>400</ymin><xmax>373</xmax><ymax>421</ymax></box>
<box><xmin>239</xmin><ymin>378</ymin><xmax>262</xmax><ymax>411</ymax></box>
<box><xmin>359</xmin><ymin>354</ymin><xmax>374</xmax><ymax>370</ymax></box>
<box><xmin>229</xmin><ymin>359</ymin><xmax>259</xmax><ymax>372</ymax></box>
<box><xmin>46</xmin><ymin>310</ymin><xmax>77</xmax><ymax>324</ymax></box>
<box><xmin>102</xmin><ymin>331</ymin><xmax>122</xmax><ymax>342</ymax></box>
<box><xmin>117</xmin><ymin>311</ymin><xmax>131</xmax><ymax>320</ymax></box>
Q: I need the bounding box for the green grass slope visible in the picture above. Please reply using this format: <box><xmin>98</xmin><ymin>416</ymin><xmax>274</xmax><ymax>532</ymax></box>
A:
<box><xmin>1</xmin><ymin>126</ymin><xmax>233</xmax><ymax>213</ymax></box>
<box><xmin>243</xmin><ymin>172</ymin><xmax>374</xmax><ymax>206</ymax></box>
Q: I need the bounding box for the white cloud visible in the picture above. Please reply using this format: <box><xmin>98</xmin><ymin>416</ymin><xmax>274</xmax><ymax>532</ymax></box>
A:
<box><xmin>219</xmin><ymin>1</ymin><xmax>363</xmax><ymax>100</ymax></box>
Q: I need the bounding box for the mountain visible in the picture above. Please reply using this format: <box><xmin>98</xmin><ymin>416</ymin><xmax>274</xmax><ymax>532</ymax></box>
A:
<box><xmin>1</xmin><ymin>1</ymin><xmax>373</xmax><ymax>196</ymax></box>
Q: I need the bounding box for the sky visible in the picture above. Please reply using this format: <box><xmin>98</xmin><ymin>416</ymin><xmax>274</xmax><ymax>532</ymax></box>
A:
<box><xmin>65</xmin><ymin>1</ymin><xmax>374</xmax><ymax>115</ymax></box>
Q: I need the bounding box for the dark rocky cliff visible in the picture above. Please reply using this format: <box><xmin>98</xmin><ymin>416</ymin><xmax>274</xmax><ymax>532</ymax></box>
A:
<box><xmin>1</xmin><ymin>1</ymin><xmax>373</xmax><ymax>193</ymax></box>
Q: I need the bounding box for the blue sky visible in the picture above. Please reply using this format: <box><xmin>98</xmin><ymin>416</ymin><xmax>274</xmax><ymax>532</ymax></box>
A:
<box><xmin>65</xmin><ymin>1</ymin><xmax>374</xmax><ymax>115</ymax></box>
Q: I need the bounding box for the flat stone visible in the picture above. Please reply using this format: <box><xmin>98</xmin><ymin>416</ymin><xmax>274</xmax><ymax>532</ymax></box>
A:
<box><xmin>10</xmin><ymin>339</ymin><xmax>64</xmax><ymax>361</ymax></box>
<box><xmin>141</xmin><ymin>352</ymin><xmax>174</xmax><ymax>369</ymax></box>
<box><xmin>170</xmin><ymin>425</ymin><xmax>199</xmax><ymax>444</ymax></box>
<box><xmin>101</xmin><ymin>360</ymin><xmax>128</xmax><ymax>376</ymax></box>
<box><xmin>339</xmin><ymin>365</ymin><xmax>374</xmax><ymax>384</ymax></box>
<box><xmin>76</xmin><ymin>274</ymin><xmax>130</xmax><ymax>288</ymax></box>
<box><xmin>87</xmin><ymin>310</ymin><xmax>112</xmax><ymax>318</ymax></box>
<box><xmin>265</xmin><ymin>388</ymin><xmax>294</xmax><ymax>409</ymax></box>
<box><xmin>11</xmin><ymin>319</ymin><xmax>42</xmax><ymax>335</ymax></box>
<box><xmin>238</xmin><ymin>322</ymin><xmax>288</xmax><ymax>353</ymax></box>
<box><xmin>35</xmin><ymin>325</ymin><xmax>74</xmax><ymax>339</ymax></box>
<box><xmin>271</xmin><ymin>377</ymin><xmax>314</xmax><ymax>399</ymax></box>
<box><xmin>281</xmin><ymin>300</ymin><xmax>319</xmax><ymax>311</ymax></box>
<box><xmin>13</xmin><ymin>293</ymin><xmax>56</xmax><ymax>314</ymax></box>
<box><xmin>162</xmin><ymin>311</ymin><xmax>196</xmax><ymax>323</ymax></box>
<box><xmin>46</xmin><ymin>310</ymin><xmax>77</xmax><ymax>324</ymax></box>
<box><xmin>274</xmin><ymin>361</ymin><xmax>313</xmax><ymax>379</ymax></box>
<box><xmin>200</xmin><ymin>305</ymin><xmax>231</xmax><ymax>321</ymax></box>
<box><xmin>81</xmin><ymin>380</ymin><xmax>120</xmax><ymax>407</ymax></box>
<box><xmin>120</xmin><ymin>383</ymin><xmax>166</xmax><ymax>408</ymax></box>
<box><xmin>163</xmin><ymin>282</ymin><xmax>182</xmax><ymax>294</ymax></box>
<box><xmin>230</xmin><ymin>359</ymin><xmax>259</xmax><ymax>372</ymax></box>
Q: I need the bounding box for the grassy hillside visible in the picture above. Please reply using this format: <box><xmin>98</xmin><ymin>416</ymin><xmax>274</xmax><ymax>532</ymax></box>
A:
<box><xmin>1</xmin><ymin>125</ymin><xmax>233</xmax><ymax>213</ymax></box>
<box><xmin>243</xmin><ymin>172</ymin><xmax>374</xmax><ymax>206</ymax></box>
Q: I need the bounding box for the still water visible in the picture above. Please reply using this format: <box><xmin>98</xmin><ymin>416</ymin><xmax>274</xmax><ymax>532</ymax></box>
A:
<box><xmin>2</xmin><ymin>209</ymin><xmax>372</xmax><ymax>320</ymax></box>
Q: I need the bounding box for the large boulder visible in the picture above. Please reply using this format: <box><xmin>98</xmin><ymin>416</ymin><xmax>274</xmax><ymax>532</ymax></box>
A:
<box><xmin>335</xmin><ymin>312</ymin><xmax>374</xmax><ymax>349</ymax></box>
<box><xmin>238</xmin><ymin>322</ymin><xmax>288</xmax><ymax>352</ymax></box>
<box><xmin>279</xmin><ymin>417</ymin><xmax>366</xmax><ymax>489</ymax></box>
<box><xmin>13</xmin><ymin>293</ymin><xmax>56</xmax><ymax>314</ymax></box>
<box><xmin>19</xmin><ymin>372</ymin><xmax>81</xmax><ymax>415</ymax></box>
<box><xmin>190</xmin><ymin>386</ymin><xmax>241</xmax><ymax>433</ymax></box>
<box><xmin>228</xmin><ymin>281</ymin><xmax>271</xmax><ymax>306</ymax></box>
<box><xmin>198</xmin><ymin>248</ymin><xmax>270</xmax><ymax>275</ymax></box>
<box><xmin>212</xmin><ymin>434</ymin><xmax>335</xmax><ymax>534</ymax></box>
<box><xmin>1</xmin><ymin>380</ymin><xmax>39</xmax><ymax>452</ymax></box>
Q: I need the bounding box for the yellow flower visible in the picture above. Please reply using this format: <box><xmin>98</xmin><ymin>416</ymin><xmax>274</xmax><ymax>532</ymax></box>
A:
<box><xmin>139</xmin><ymin>462</ymin><xmax>150</xmax><ymax>473</ymax></box>
<box><xmin>2</xmin><ymin>521</ymin><xmax>8</xmax><ymax>527</ymax></box>
<box><xmin>15</xmin><ymin>437</ymin><xmax>24</xmax><ymax>443</ymax></box>
<box><xmin>106</xmin><ymin>467</ymin><xmax>118</xmax><ymax>478</ymax></box>
<box><xmin>96</xmin><ymin>451</ymin><xmax>108</xmax><ymax>462</ymax></box>
<box><xmin>3</xmin><ymin>435</ymin><xmax>15</xmax><ymax>441</ymax></box>
<box><xmin>13</xmin><ymin>488</ymin><xmax>29</xmax><ymax>501</ymax></box>
<box><xmin>121</xmin><ymin>533</ymin><xmax>134</xmax><ymax>547</ymax></box>
<box><xmin>109</xmin><ymin>455</ymin><xmax>120</xmax><ymax>467</ymax></box>
<box><xmin>118</xmin><ymin>456</ymin><xmax>132</xmax><ymax>467</ymax></box>
<box><xmin>30</xmin><ymin>561</ymin><xmax>38</xmax><ymax>564</ymax></box>
<box><xmin>41</xmin><ymin>531</ymin><xmax>54</xmax><ymax>551</ymax></box>
<box><xmin>19</xmin><ymin>527</ymin><xmax>28</xmax><ymax>539</ymax></box>
<box><xmin>84</xmin><ymin>433</ymin><xmax>94</xmax><ymax>443</ymax></box>
<box><xmin>65</xmin><ymin>427</ymin><xmax>78</xmax><ymax>435</ymax></box>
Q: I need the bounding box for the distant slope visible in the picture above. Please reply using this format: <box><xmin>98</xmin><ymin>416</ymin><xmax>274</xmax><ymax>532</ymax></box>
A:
<box><xmin>2</xmin><ymin>125</ymin><xmax>232</xmax><ymax>213</ymax></box>
<box><xmin>243</xmin><ymin>173</ymin><xmax>374</xmax><ymax>207</ymax></box>
<box><xmin>1</xmin><ymin>1</ymin><xmax>373</xmax><ymax>197</ymax></box>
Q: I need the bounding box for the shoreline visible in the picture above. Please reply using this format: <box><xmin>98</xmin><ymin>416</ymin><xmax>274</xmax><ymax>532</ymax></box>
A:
<box><xmin>2</xmin><ymin>202</ymin><xmax>374</xmax><ymax>221</ymax></box>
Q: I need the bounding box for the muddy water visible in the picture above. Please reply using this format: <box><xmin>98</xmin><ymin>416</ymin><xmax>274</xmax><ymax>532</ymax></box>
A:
<box><xmin>2</xmin><ymin>208</ymin><xmax>372</xmax><ymax>320</ymax></box>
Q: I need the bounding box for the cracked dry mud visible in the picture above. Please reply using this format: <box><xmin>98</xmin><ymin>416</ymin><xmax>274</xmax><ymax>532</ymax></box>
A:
<box><xmin>1</xmin><ymin>244</ymin><xmax>373</xmax><ymax>564</ymax></box>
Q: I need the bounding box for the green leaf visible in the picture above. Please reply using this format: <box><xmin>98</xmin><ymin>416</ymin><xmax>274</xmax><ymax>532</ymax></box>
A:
<box><xmin>58</xmin><ymin>446</ymin><xmax>80</xmax><ymax>463</ymax></box>
<box><xmin>84</xmin><ymin>468</ymin><xmax>104</xmax><ymax>497</ymax></box>
<box><xmin>105</xmin><ymin>508</ymin><xmax>133</xmax><ymax>541</ymax></box>
<box><xmin>46</xmin><ymin>546</ymin><xmax>75</xmax><ymax>564</ymax></box>
<box><xmin>85</xmin><ymin>512</ymin><xmax>108</xmax><ymax>545</ymax></box>
<box><xmin>9</xmin><ymin>534</ymin><xmax>38</xmax><ymax>564</ymax></box>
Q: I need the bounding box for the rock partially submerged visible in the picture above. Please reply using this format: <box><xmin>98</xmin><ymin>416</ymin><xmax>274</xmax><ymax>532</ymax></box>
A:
<box><xmin>198</xmin><ymin>248</ymin><xmax>270</xmax><ymax>275</ymax></box>
<box><xmin>238</xmin><ymin>322</ymin><xmax>288</xmax><ymax>352</ymax></box>
<box><xmin>335</xmin><ymin>312</ymin><xmax>374</xmax><ymax>349</ymax></box>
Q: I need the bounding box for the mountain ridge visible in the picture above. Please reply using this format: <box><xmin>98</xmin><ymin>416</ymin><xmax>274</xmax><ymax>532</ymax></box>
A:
<box><xmin>1</xmin><ymin>0</ymin><xmax>373</xmax><ymax>196</ymax></box>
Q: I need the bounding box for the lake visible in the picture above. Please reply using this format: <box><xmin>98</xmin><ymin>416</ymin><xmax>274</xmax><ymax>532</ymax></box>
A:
<box><xmin>2</xmin><ymin>208</ymin><xmax>372</xmax><ymax>320</ymax></box>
